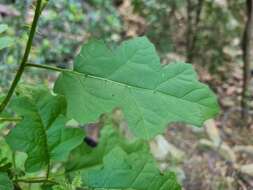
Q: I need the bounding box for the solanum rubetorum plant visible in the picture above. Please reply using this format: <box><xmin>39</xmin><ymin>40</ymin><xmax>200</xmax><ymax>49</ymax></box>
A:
<box><xmin>0</xmin><ymin>1</ymin><xmax>219</xmax><ymax>189</ymax></box>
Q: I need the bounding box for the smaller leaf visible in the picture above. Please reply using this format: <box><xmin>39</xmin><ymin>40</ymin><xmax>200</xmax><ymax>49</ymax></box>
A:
<box><xmin>0</xmin><ymin>36</ymin><xmax>14</xmax><ymax>50</ymax></box>
<box><xmin>6</xmin><ymin>86</ymin><xmax>84</xmax><ymax>172</ymax></box>
<box><xmin>0</xmin><ymin>172</ymin><xmax>13</xmax><ymax>190</ymax></box>
<box><xmin>0</xmin><ymin>138</ymin><xmax>12</xmax><ymax>166</ymax></box>
<box><xmin>0</xmin><ymin>24</ymin><xmax>8</xmax><ymax>34</ymax></box>
<box><xmin>82</xmin><ymin>147</ymin><xmax>181</xmax><ymax>190</ymax></box>
<box><xmin>66</xmin><ymin>125</ymin><xmax>181</xmax><ymax>190</ymax></box>
<box><xmin>66</xmin><ymin>125</ymin><xmax>148</xmax><ymax>173</ymax></box>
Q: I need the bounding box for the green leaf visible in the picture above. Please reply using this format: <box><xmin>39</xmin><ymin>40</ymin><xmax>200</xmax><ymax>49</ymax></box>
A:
<box><xmin>82</xmin><ymin>147</ymin><xmax>181</xmax><ymax>190</ymax></box>
<box><xmin>66</xmin><ymin>125</ymin><xmax>180</xmax><ymax>190</ymax></box>
<box><xmin>0</xmin><ymin>139</ymin><xmax>12</xmax><ymax>173</ymax></box>
<box><xmin>6</xmin><ymin>86</ymin><xmax>84</xmax><ymax>172</ymax></box>
<box><xmin>0</xmin><ymin>172</ymin><xmax>13</xmax><ymax>190</ymax></box>
<box><xmin>66</xmin><ymin>125</ymin><xmax>148</xmax><ymax>173</ymax></box>
<box><xmin>0</xmin><ymin>24</ymin><xmax>8</xmax><ymax>34</ymax></box>
<box><xmin>0</xmin><ymin>36</ymin><xmax>14</xmax><ymax>50</ymax></box>
<box><xmin>54</xmin><ymin>37</ymin><xmax>219</xmax><ymax>139</ymax></box>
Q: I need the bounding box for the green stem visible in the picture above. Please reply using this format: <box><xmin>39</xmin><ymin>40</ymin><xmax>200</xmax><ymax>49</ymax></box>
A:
<box><xmin>0</xmin><ymin>117</ymin><xmax>22</xmax><ymax>123</ymax></box>
<box><xmin>46</xmin><ymin>163</ymin><xmax>50</xmax><ymax>179</ymax></box>
<box><xmin>25</xmin><ymin>63</ymin><xmax>68</xmax><ymax>72</ymax></box>
<box><xmin>0</xmin><ymin>0</ymin><xmax>43</xmax><ymax>113</ymax></box>
<box><xmin>12</xmin><ymin>153</ymin><xmax>18</xmax><ymax>181</ymax></box>
<box><xmin>14</xmin><ymin>178</ymin><xmax>58</xmax><ymax>185</ymax></box>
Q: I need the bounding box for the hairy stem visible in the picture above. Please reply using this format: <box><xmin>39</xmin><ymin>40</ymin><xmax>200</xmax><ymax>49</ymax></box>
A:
<box><xmin>0</xmin><ymin>0</ymin><xmax>43</xmax><ymax>113</ymax></box>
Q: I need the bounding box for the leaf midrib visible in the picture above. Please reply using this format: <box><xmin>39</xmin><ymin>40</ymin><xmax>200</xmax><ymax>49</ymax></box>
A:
<box><xmin>64</xmin><ymin>70</ymin><xmax>212</xmax><ymax>110</ymax></box>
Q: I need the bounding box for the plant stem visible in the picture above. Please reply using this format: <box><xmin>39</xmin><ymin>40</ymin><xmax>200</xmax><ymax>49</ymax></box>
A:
<box><xmin>12</xmin><ymin>153</ymin><xmax>18</xmax><ymax>181</ymax></box>
<box><xmin>0</xmin><ymin>0</ymin><xmax>43</xmax><ymax>113</ymax></box>
<box><xmin>14</xmin><ymin>178</ymin><xmax>58</xmax><ymax>185</ymax></box>
<box><xmin>25</xmin><ymin>63</ymin><xmax>68</xmax><ymax>72</ymax></box>
<box><xmin>0</xmin><ymin>117</ymin><xmax>22</xmax><ymax>123</ymax></box>
<box><xmin>46</xmin><ymin>163</ymin><xmax>50</xmax><ymax>179</ymax></box>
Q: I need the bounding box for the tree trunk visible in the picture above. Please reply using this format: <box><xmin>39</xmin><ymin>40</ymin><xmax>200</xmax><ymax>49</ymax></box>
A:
<box><xmin>241</xmin><ymin>0</ymin><xmax>253</xmax><ymax>121</ymax></box>
<box><xmin>186</xmin><ymin>0</ymin><xmax>204</xmax><ymax>63</ymax></box>
<box><xmin>186</xmin><ymin>0</ymin><xmax>194</xmax><ymax>63</ymax></box>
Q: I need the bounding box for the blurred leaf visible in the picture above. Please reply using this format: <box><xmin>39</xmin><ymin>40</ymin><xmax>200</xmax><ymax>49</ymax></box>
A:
<box><xmin>0</xmin><ymin>36</ymin><xmax>14</xmax><ymax>50</ymax></box>
<box><xmin>82</xmin><ymin>147</ymin><xmax>181</xmax><ymax>190</ymax></box>
<box><xmin>0</xmin><ymin>24</ymin><xmax>8</xmax><ymax>34</ymax></box>
<box><xmin>0</xmin><ymin>162</ymin><xmax>12</xmax><ymax>172</ymax></box>
<box><xmin>66</xmin><ymin>125</ymin><xmax>180</xmax><ymax>189</ymax></box>
<box><xmin>66</xmin><ymin>125</ymin><xmax>148</xmax><ymax>173</ymax></box>
<box><xmin>0</xmin><ymin>138</ymin><xmax>12</xmax><ymax>165</ymax></box>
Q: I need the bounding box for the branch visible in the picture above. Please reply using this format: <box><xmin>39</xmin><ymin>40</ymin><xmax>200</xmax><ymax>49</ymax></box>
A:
<box><xmin>0</xmin><ymin>0</ymin><xmax>43</xmax><ymax>113</ymax></box>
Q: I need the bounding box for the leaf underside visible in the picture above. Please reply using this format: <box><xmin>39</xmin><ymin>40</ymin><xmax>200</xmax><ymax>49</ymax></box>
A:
<box><xmin>54</xmin><ymin>36</ymin><xmax>219</xmax><ymax>139</ymax></box>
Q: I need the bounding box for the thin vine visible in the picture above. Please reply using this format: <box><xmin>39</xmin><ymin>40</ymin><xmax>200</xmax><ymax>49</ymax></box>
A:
<box><xmin>0</xmin><ymin>0</ymin><xmax>43</xmax><ymax>113</ymax></box>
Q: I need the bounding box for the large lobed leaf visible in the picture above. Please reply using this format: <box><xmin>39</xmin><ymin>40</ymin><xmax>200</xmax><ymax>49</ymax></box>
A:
<box><xmin>6</xmin><ymin>86</ymin><xmax>84</xmax><ymax>172</ymax></box>
<box><xmin>54</xmin><ymin>37</ymin><xmax>219</xmax><ymax>139</ymax></box>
